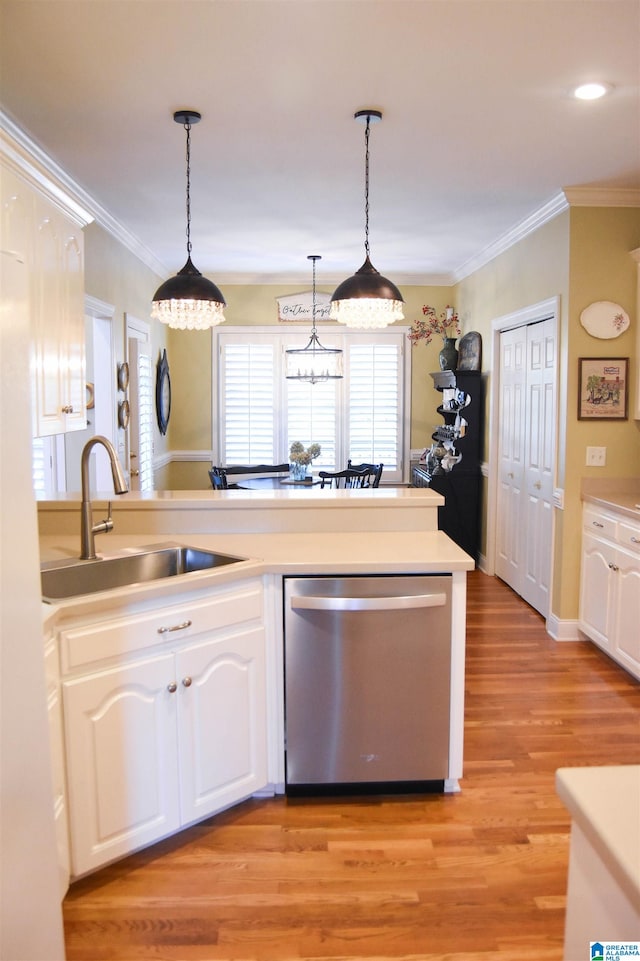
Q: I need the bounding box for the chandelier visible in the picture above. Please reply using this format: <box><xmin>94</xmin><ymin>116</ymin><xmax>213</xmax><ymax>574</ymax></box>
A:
<box><xmin>330</xmin><ymin>109</ymin><xmax>404</xmax><ymax>330</ymax></box>
<box><xmin>286</xmin><ymin>255</ymin><xmax>343</xmax><ymax>384</ymax></box>
<box><xmin>151</xmin><ymin>110</ymin><xmax>226</xmax><ymax>330</ymax></box>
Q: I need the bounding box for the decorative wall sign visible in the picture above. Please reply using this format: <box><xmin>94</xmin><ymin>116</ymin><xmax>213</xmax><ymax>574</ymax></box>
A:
<box><xmin>277</xmin><ymin>290</ymin><xmax>332</xmax><ymax>322</ymax></box>
<box><xmin>578</xmin><ymin>357</ymin><xmax>628</xmax><ymax>420</ymax></box>
<box><xmin>580</xmin><ymin>301</ymin><xmax>630</xmax><ymax>339</ymax></box>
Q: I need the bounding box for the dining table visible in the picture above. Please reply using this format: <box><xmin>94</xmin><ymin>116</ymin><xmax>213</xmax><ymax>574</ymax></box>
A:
<box><xmin>234</xmin><ymin>475</ymin><xmax>322</xmax><ymax>491</ymax></box>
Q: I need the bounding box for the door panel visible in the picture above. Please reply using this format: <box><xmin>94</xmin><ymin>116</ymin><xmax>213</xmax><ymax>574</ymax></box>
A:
<box><xmin>496</xmin><ymin>318</ymin><xmax>556</xmax><ymax>617</ymax></box>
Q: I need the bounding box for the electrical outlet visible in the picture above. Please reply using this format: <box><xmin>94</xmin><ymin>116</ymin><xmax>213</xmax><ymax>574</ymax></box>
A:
<box><xmin>586</xmin><ymin>446</ymin><xmax>606</xmax><ymax>467</ymax></box>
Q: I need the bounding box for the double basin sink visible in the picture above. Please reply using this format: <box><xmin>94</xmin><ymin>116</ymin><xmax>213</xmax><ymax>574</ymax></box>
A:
<box><xmin>41</xmin><ymin>544</ymin><xmax>247</xmax><ymax>602</ymax></box>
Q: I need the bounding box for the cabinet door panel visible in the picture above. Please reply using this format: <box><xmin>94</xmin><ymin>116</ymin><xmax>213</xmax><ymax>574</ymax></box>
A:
<box><xmin>614</xmin><ymin>552</ymin><xmax>640</xmax><ymax>674</ymax></box>
<box><xmin>579</xmin><ymin>534</ymin><xmax>615</xmax><ymax>649</ymax></box>
<box><xmin>177</xmin><ymin>628</ymin><xmax>267</xmax><ymax>824</ymax></box>
<box><xmin>63</xmin><ymin>654</ymin><xmax>179</xmax><ymax>876</ymax></box>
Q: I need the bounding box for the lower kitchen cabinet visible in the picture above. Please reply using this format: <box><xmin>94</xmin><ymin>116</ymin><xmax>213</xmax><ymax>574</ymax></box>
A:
<box><xmin>579</xmin><ymin>505</ymin><xmax>640</xmax><ymax>679</ymax></box>
<box><xmin>44</xmin><ymin>633</ymin><xmax>70</xmax><ymax>896</ymax></box>
<box><xmin>60</xmin><ymin>578</ymin><xmax>268</xmax><ymax>877</ymax></box>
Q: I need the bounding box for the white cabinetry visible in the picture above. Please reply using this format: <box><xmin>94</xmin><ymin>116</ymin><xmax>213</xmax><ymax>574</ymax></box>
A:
<box><xmin>60</xmin><ymin>578</ymin><xmax>268</xmax><ymax>877</ymax></box>
<box><xmin>1</xmin><ymin>160</ymin><xmax>87</xmax><ymax>436</ymax></box>
<box><xmin>579</xmin><ymin>504</ymin><xmax>640</xmax><ymax>679</ymax></box>
<box><xmin>44</xmin><ymin>631</ymin><xmax>70</xmax><ymax>897</ymax></box>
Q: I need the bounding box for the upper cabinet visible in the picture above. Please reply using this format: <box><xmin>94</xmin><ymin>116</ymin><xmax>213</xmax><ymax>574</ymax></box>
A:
<box><xmin>1</xmin><ymin>138</ymin><xmax>90</xmax><ymax>436</ymax></box>
<box><xmin>30</xmin><ymin>190</ymin><xmax>86</xmax><ymax>434</ymax></box>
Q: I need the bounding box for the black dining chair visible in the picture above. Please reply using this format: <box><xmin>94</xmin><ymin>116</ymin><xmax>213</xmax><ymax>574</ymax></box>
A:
<box><xmin>209</xmin><ymin>462</ymin><xmax>290</xmax><ymax>490</ymax></box>
<box><xmin>347</xmin><ymin>460</ymin><xmax>384</xmax><ymax>487</ymax></box>
<box><xmin>209</xmin><ymin>466</ymin><xmax>230</xmax><ymax>490</ymax></box>
<box><xmin>318</xmin><ymin>467</ymin><xmax>372</xmax><ymax>489</ymax></box>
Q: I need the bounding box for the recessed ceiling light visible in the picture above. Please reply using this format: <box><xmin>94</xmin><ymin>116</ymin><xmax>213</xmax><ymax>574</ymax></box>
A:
<box><xmin>573</xmin><ymin>82</ymin><xmax>612</xmax><ymax>101</ymax></box>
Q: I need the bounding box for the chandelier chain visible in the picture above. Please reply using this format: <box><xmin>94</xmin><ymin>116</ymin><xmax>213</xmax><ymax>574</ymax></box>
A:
<box><xmin>184</xmin><ymin>119</ymin><xmax>192</xmax><ymax>256</ymax></box>
<box><xmin>363</xmin><ymin>116</ymin><xmax>371</xmax><ymax>257</ymax></box>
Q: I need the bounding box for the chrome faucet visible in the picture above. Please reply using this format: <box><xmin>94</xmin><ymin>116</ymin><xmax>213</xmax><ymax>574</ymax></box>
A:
<box><xmin>80</xmin><ymin>435</ymin><xmax>129</xmax><ymax>559</ymax></box>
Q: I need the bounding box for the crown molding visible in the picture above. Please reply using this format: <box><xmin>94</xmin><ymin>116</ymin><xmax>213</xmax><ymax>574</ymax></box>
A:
<box><xmin>452</xmin><ymin>192</ymin><xmax>570</xmax><ymax>283</ymax></box>
<box><xmin>563</xmin><ymin>187</ymin><xmax>640</xmax><ymax>207</ymax></box>
<box><xmin>0</xmin><ymin>110</ymin><xmax>168</xmax><ymax>279</ymax></box>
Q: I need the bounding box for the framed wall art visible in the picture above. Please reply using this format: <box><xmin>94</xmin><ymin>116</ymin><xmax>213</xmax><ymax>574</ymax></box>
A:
<box><xmin>578</xmin><ymin>357</ymin><xmax>628</xmax><ymax>421</ymax></box>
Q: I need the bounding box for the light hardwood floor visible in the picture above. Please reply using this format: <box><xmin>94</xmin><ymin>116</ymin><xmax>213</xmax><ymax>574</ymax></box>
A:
<box><xmin>63</xmin><ymin>571</ymin><xmax>640</xmax><ymax>961</ymax></box>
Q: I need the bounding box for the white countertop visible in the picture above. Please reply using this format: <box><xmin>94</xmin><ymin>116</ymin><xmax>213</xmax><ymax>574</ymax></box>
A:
<box><xmin>40</xmin><ymin>529</ymin><xmax>474</xmax><ymax>621</ymax></box>
<box><xmin>581</xmin><ymin>479</ymin><xmax>640</xmax><ymax>521</ymax></box>
<box><xmin>556</xmin><ymin>765</ymin><xmax>640</xmax><ymax>911</ymax></box>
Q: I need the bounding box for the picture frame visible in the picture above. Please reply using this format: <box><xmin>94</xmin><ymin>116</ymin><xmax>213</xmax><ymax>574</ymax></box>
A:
<box><xmin>578</xmin><ymin>357</ymin><xmax>628</xmax><ymax>421</ymax></box>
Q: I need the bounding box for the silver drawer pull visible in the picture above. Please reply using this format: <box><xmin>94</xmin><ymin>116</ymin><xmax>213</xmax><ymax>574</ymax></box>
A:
<box><xmin>592</xmin><ymin>521</ymin><xmax>604</xmax><ymax>528</ymax></box>
<box><xmin>290</xmin><ymin>593</ymin><xmax>447</xmax><ymax>613</ymax></box>
<box><xmin>608</xmin><ymin>562</ymin><xmax>619</xmax><ymax>572</ymax></box>
<box><xmin>157</xmin><ymin>619</ymin><xmax>192</xmax><ymax>635</ymax></box>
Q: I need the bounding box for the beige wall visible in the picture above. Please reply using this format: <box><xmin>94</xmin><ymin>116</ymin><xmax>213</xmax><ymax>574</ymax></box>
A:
<box><xmin>559</xmin><ymin>206</ymin><xmax>640</xmax><ymax>618</ymax></box>
<box><xmin>455</xmin><ymin>205</ymin><xmax>640</xmax><ymax>621</ymax></box>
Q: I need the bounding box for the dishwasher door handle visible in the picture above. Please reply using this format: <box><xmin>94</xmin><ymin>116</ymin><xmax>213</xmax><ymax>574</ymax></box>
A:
<box><xmin>289</xmin><ymin>592</ymin><xmax>447</xmax><ymax>612</ymax></box>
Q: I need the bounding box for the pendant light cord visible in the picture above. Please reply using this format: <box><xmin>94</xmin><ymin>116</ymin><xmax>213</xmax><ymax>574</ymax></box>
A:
<box><xmin>184</xmin><ymin>118</ymin><xmax>192</xmax><ymax>257</ymax></box>
<box><xmin>363</xmin><ymin>115</ymin><xmax>371</xmax><ymax>259</ymax></box>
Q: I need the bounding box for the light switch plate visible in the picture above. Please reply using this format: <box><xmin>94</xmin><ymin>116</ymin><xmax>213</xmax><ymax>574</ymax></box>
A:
<box><xmin>586</xmin><ymin>446</ymin><xmax>606</xmax><ymax>467</ymax></box>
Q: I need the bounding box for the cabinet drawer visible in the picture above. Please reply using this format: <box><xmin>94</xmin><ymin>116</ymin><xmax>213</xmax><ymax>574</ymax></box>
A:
<box><xmin>583</xmin><ymin>508</ymin><xmax>616</xmax><ymax>540</ymax></box>
<box><xmin>618</xmin><ymin>521</ymin><xmax>640</xmax><ymax>553</ymax></box>
<box><xmin>60</xmin><ymin>580</ymin><xmax>263</xmax><ymax>673</ymax></box>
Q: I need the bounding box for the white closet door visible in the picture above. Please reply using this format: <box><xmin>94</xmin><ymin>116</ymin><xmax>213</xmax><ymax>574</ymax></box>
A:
<box><xmin>496</xmin><ymin>319</ymin><xmax>556</xmax><ymax>617</ymax></box>
<box><xmin>495</xmin><ymin>326</ymin><xmax>526</xmax><ymax>590</ymax></box>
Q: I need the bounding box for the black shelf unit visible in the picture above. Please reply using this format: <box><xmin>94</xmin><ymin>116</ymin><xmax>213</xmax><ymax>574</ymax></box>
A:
<box><xmin>413</xmin><ymin>369</ymin><xmax>483</xmax><ymax>560</ymax></box>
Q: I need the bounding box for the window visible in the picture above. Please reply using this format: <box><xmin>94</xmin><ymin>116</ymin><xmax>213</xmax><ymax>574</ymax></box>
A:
<box><xmin>214</xmin><ymin>327</ymin><xmax>411</xmax><ymax>484</ymax></box>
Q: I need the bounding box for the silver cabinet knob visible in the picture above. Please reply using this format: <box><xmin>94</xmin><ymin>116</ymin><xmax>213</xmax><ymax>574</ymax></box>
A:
<box><xmin>182</xmin><ymin>676</ymin><xmax>192</xmax><ymax>688</ymax></box>
<box><xmin>167</xmin><ymin>681</ymin><xmax>177</xmax><ymax>693</ymax></box>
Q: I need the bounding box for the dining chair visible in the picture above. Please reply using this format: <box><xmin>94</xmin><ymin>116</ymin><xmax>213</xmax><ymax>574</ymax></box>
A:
<box><xmin>347</xmin><ymin>460</ymin><xmax>384</xmax><ymax>487</ymax></box>
<box><xmin>209</xmin><ymin>466</ymin><xmax>230</xmax><ymax>490</ymax></box>
<box><xmin>318</xmin><ymin>467</ymin><xmax>372</xmax><ymax>489</ymax></box>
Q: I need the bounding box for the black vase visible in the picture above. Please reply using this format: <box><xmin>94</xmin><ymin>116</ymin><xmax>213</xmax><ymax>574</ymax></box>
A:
<box><xmin>439</xmin><ymin>337</ymin><xmax>458</xmax><ymax>372</ymax></box>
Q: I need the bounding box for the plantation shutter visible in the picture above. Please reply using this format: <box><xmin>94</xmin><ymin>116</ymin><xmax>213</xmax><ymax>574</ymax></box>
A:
<box><xmin>216</xmin><ymin>329</ymin><xmax>408</xmax><ymax>482</ymax></box>
<box><xmin>220</xmin><ymin>341</ymin><xmax>276</xmax><ymax>463</ymax></box>
<box><xmin>348</xmin><ymin>341</ymin><xmax>401</xmax><ymax>470</ymax></box>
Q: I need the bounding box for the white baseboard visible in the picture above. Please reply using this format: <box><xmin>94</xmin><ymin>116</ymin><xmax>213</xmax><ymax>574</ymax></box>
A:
<box><xmin>546</xmin><ymin>614</ymin><xmax>583</xmax><ymax>642</ymax></box>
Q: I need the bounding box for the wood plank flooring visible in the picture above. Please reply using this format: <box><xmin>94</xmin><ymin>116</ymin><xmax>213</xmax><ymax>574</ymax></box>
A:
<box><xmin>63</xmin><ymin>571</ymin><xmax>640</xmax><ymax>961</ymax></box>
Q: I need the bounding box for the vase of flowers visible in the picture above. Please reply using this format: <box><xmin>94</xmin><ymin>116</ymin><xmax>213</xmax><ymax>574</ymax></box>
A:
<box><xmin>408</xmin><ymin>305</ymin><xmax>461</xmax><ymax>371</ymax></box>
<box><xmin>289</xmin><ymin>441</ymin><xmax>321</xmax><ymax>481</ymax></box>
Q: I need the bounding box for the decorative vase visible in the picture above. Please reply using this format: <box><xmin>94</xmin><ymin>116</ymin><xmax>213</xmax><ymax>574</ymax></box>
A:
<box><xmin>289</xmin><ymin>461</ymin><xmax>309</xmax><ymax>482</ymax></box>
<box><xmin>439</xmin><ymin>336</ymin><xmax>459</xmax><ymax>372</ymax></box>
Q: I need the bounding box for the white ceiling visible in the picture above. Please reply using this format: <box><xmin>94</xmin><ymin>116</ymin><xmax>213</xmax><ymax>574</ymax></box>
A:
<box><xmin>1</xmin><ymin>0</ymin><xmax>639</xmax><ymax>287</ymax></box>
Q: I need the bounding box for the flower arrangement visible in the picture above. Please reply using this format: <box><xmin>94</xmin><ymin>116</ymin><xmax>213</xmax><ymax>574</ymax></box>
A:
<box><xmin>289</xmin><ymin>441</ymin><xmax>321</xmax><ymax>466</ymax></box>
<box><xmin>408</xmin><ymin>305</ymin><xmax>461</xmax><ymax>346</ymax></box>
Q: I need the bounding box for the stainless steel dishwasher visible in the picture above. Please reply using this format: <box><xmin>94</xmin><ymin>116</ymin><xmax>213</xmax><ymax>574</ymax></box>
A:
<box><xmin>283</xmin><ymin>574</ymin><xmax>452</xmax><ymax>794</ymax></box>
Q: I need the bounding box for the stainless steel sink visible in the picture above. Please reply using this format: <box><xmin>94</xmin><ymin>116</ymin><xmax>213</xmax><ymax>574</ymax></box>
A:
<box><xmin>41</xmin><ymin>544</ymin><xmax>247</xmax><ymax>600</ymax></box>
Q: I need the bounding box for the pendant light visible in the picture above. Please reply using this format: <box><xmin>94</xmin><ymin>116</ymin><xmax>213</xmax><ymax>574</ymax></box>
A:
<box><xmin>151</xmin><ymin>110</ymin><xmax>226</xmax><ymax>330</ymax></box>
<box><xmin>286</xmin><ymin>255</ymin><xmax>343</xmax><ymax>384</ymax></box>
<box><xmin>330</xmin><ymin>109</ymin><xmax>404</xmax><ymax>330</ymax></box>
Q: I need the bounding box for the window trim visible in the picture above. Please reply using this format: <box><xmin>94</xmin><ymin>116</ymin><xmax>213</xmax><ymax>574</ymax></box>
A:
<box><xmin>211</xmin><ymin>325</ymin><xmax>412</xmax><ymax>484</ymax></box>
